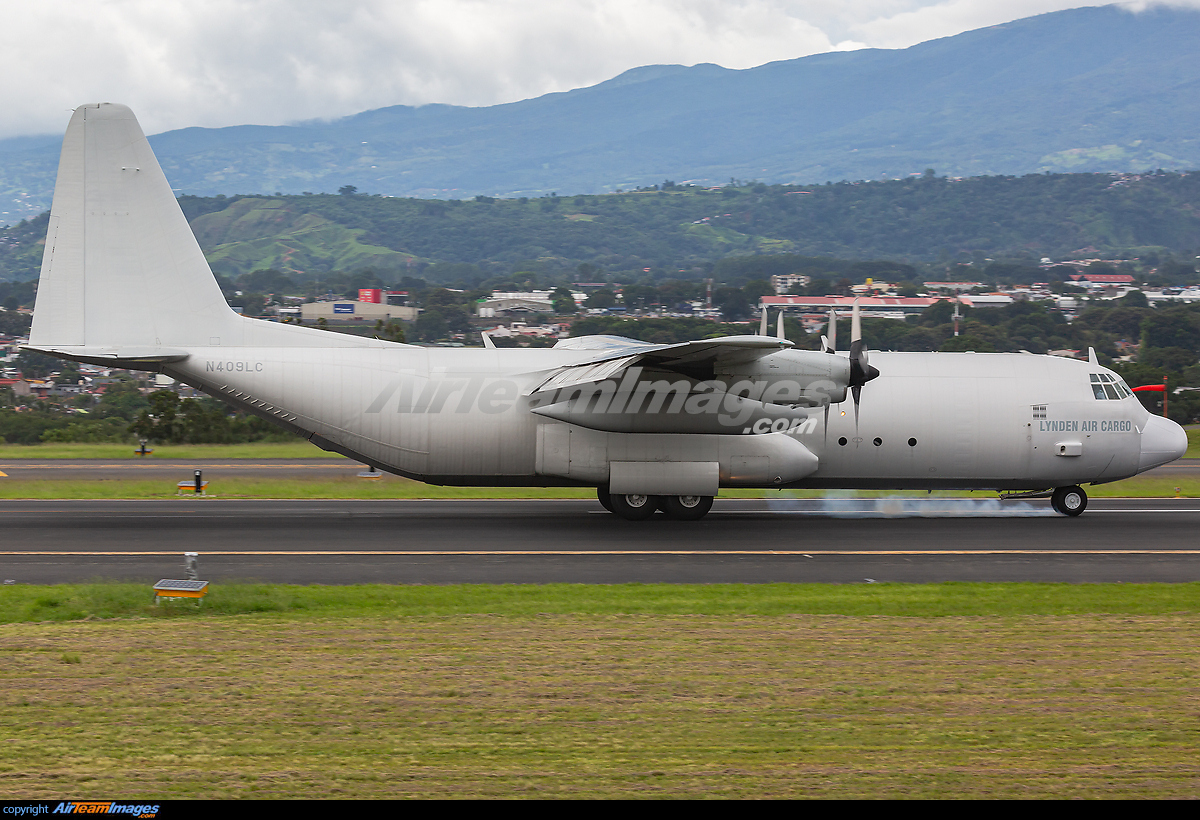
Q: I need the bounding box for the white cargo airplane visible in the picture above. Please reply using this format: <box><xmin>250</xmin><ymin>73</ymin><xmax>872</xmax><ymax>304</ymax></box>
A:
<box><xmin>24</xmin><ymin>104</ymin><xmax>1189</xmax><ymax>519</ymax></box>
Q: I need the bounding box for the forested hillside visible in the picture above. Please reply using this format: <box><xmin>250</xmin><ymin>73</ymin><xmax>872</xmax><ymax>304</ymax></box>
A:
<box><xmin>4</xmin><ymin>170</ymin><xmax>1198</xmax><ymax>284</ymax></box>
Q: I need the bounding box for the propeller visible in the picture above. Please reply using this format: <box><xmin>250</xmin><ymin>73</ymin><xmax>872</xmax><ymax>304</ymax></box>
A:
<box><xmin>776</xmin><ymin>310</ymin><xmax>786</xmax><ymax>340</ymax></box>
<box><xmin>847</xmin><ymin>299</ymin><xmax>881</xmax><ymax>429</ymax></box>
<box><xmin>821</xmin><ymin>308</ymin><xmax>837</xmax><ymax>353</ymax></box>
<box><xmin>759</xmin><ymin>306</ymin><xmax>768</xmax><ymax>337</ymax></box>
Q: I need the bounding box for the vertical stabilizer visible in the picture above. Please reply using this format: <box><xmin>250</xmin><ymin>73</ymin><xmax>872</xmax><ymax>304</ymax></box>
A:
<box><xmin>30</xmin><ymin>103</ymin><xmax>239</xmax><ymax>350</ymax></box>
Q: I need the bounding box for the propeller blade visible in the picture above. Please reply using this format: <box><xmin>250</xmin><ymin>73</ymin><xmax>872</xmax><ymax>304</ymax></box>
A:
<box><xmin>852</xmin><ymin>384</ymin><xmax>862</xmax><ymax>435</ymax></box>
<box><xmin>759</xmin><ymin>306</ymin><xmax>768</xmax><ymax>337</ymax></box>
<box><xmin>825</xmin><ymin>308</ymin><xmax>837</xmax><ymax>353</ymax></box>
<box><xmin>777</xmin><ymin>311</ymin><xmax>786</xmax><ymax>340</ymax></box>
<box><xmin>845</xmin><ymin>298</ymin><xmax>880</xmax><ymax>436</ymax></box>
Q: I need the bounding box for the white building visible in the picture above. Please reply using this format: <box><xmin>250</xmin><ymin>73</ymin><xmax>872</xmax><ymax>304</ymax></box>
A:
<box><xmin>300</xmin><ymin>301</ymin><xmax>418</xmax><ymax>322</ymax></box>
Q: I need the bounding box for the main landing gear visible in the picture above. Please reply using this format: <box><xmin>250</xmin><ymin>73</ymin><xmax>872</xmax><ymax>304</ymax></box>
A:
<box><xmin>597</xmin><ymin>488</ymin><xmax>714</xmax><ymax>521</ymax></box>
<box><xmin>1051</xmin><ymin>485</ymin><xmax>1087</xmax><ymax>517</ymax></box>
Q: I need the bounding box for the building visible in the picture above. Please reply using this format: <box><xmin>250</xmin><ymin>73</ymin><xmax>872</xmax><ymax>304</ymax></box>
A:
<box><xmin>762</xmin><ymin>295</ymin><xmax>943</xmax><ymax>318</ymax></box>
<box><xmin>477</xmin><ymin>291</ymin><xmax>556</xmax><ymax>317</ymax></box>
<box><xmin>760</xmin><ymin>294</ymin><xmax>1011</xmax><ymax>318</ymax></box>
<box><xmin>1070</xmin><ymin>273</ymin><xmax>1135</xmax><ymax>286</ymax></box>
<box><xmin>300</xmin><ymin>301</ymin><xmax>418</xmax><ymax>323</ymax></box>
<box><xmin>923</xmin><ymin>281</ymin><xmax>984</xmax><ymax>292</ymax></box>
<box><xmin>770</xmin><ymin>274</ymin><xmax>811</xmax><ymax>295</ymax></box>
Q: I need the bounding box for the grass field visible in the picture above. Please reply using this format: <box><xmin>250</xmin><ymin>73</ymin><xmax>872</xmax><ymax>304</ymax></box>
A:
<box><xmin>0</xmin><ymin>441</ymin><xmax>337</xmax><ymax>459</ymax></box>
<box><xmin>0</xmin><ymin>583</ymin><xmax>1197</xmax><ymax>799</ymax></box>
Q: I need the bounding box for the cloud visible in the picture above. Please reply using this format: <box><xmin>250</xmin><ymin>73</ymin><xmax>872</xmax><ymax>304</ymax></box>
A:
<box><xmin>1</xmin><ymin>1</ymin><xmax>1191</xmax><ymax>138</ymax></box>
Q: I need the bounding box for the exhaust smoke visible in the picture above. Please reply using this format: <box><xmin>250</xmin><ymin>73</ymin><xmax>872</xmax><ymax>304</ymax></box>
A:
<box><xmin>766</xmin><ymin>492</ymin><xmax>1056</xmax><ymax>518</ymax></box>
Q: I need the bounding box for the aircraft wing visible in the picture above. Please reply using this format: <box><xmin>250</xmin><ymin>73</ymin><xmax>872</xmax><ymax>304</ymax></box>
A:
<box><xmin>532</xmin><ymin>334</ymin><xmax>793</xmax><ymax>393</ymax></box>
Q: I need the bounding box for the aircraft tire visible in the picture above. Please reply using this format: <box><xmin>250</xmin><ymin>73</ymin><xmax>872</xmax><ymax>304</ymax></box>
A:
<box><xmin>660</xmin><ymin>495</ymin><xmax>714</xmax><ymax>521</ymax></box>
<box><xmin>609</xmin><ymin>493</ymin><xmax>660</xmax><ymax>521</ymax></box>
<box><xmin>1051</xmin><ymin>485</ymin><xmax>1087</xmax><ymax>517</ymax></box>
<box><xmin>597</xmin><ymin>487</ymin><xmax>614</xmax><ymax>513</ymax></box>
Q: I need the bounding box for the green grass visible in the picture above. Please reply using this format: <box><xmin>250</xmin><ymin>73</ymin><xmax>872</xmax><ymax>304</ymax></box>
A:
<box><xmin>3</xmin><ymin>582</ymin><xmax>1199</xmax><ymax>623</ymax></box>
<box><xmin>0</xmin><ymin>441</ymin><xmax>337</xmax><ymax>459</ymax></box>
<box><xmin>1187</xmin><ymin>424</ymin><xmax>1200</xmax><ymax>458</ymax></box>
<box><xmin>0</xmin><ymin>594</ymin><xmax>1196</xmax><ymax>798</ymax></box>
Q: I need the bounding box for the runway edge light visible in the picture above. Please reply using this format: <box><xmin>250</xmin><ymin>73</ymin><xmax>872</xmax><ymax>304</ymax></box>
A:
<box><xmin>153</xmin><ymin>553</ymin><xmax>209</xmax><ymax>605</ymax></box>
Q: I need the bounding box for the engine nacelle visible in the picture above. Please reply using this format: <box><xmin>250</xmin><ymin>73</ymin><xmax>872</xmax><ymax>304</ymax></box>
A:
<box><xmin>716</xmin><ymin>348</ymin><xmax>851</xmax><ymax>406</ymax></box>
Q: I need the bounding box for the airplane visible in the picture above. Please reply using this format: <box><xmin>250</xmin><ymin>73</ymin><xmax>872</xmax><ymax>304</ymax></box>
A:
<box><xmin>23</xmin><ymin>103</ymin><xmax>1189</xmax><ymax>519</ymax></box>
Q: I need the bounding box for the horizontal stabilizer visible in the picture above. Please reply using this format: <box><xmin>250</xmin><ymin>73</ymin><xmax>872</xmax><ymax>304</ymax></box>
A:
<box><xmin>22</xmin><ymin>345</ymin><xmax>190</xmax><ymax>366</ymax></box>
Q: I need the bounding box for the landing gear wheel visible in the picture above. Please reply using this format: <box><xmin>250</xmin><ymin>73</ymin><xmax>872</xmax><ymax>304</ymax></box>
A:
<box><xmin>597</xmin><ymin>487</ymin><xmax>614</xmax><ymax>513</ymax></box>
<box><xmin>659</xmin><ymin>495</ymin><xmax>714</xmax><ymax>521</ymax></box>
<box><xmin>609</xmin><ymin>493</ymin><xmax>660</xmax><ymax>521</ymax></box>
<box><xmin>1051</xmin><ymin>485</ymin><xmax>1087</xmax><ymax>517</ymax></box>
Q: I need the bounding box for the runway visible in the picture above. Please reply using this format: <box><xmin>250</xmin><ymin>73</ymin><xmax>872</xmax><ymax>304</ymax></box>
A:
<box><xmin>2</xmin><ymin>497</ymin><xmax>1198</xmax><ymax>585</ymax></box>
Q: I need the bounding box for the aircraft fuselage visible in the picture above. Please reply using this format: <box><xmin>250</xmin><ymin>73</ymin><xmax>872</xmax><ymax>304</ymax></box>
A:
<box><xmin>165</xmin><ymin>345</ymin><xmax>1172</xmax><ymax>492</ymax></box>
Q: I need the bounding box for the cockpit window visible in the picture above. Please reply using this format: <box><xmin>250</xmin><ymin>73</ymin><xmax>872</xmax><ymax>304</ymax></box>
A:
<box><xmin>1090</xmin><ymin>373</ymin><xmax>1132</xmax><ymax>400</ymax></box>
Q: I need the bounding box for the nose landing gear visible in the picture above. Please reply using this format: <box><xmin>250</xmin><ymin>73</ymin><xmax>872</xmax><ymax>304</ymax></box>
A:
<box><xmin>1051</xmin><ymin>485</ymin><xmax>1087</xmax><ymax>516</ymax></box>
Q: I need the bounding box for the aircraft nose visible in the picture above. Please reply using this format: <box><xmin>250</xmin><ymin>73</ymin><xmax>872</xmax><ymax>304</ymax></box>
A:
<box><xmin>1139</xmin><ymin>414</ymin><xmax>1188</xmax><ymax>472</ymax></box>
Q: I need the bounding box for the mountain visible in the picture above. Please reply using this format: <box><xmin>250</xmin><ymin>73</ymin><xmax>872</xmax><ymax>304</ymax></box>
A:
<box><xmin>3</xmin><ymin>4</ymin><xmax>1200</xmax><ymax>222</ymax></box>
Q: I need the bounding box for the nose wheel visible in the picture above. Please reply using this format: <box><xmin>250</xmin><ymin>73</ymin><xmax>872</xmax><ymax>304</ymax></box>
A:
<box><xmin>1051</xmin><ymin>485</ymin><xmax>1087</xmax><ymax>517</ymax></box>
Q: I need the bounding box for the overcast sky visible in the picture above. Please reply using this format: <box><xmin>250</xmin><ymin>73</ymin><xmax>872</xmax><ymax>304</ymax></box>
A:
<box><xmin>0</xmin><ymin>0</ymin><xmax>1192</xmax><ymax>139</ymax></box>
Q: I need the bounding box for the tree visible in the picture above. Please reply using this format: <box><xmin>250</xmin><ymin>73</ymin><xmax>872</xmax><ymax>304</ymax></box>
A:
<box><xmin>713</xmin><ymin>286</ymin><xmax>751</xmax><ymax>320</ymax></box>
<box><xmin>551</xmin><ymin>286</ymin><xmax>578</xmax><ymax>315</ymax></box>
<box><xmin>130</xmin><ymin>390</ymin><xmax>184</xmax><ymax>443</ymax></box>
<box><xmin>383</xmin><ymin>321</ymin><xmax>406</xmax><ymax>343</ymax></box>
<box><xmin>338</xmin><ymin>185</ymin><xmax>358</xmax><ymax>196</ymax></box>
<box><xmin>1142</xmin><ymin>308</ymin><xmax>1200</xmax><ymax>354</ymax></box>
<box><xmin>584</xmin><ymin>289</ymin><xmax>617</xmax><ymax>310</ymax></box>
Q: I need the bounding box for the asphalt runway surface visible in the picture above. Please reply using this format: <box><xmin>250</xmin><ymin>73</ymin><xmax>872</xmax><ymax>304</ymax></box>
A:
<box><xmin>2</xmin><ymin>497</ymin><xmax>1198</xmax><ymax>585</ymax></box>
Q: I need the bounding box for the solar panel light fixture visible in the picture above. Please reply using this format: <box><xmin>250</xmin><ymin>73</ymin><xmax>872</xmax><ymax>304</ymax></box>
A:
<box><xmin>153</xmin><ymin>553</ymin><xmax>209</xmax><ymax>605</ymax></box>
<box><xmin>177</xmin><ymin>469</ymin><xmax>210</xmax><ymax>496</ymax></box>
